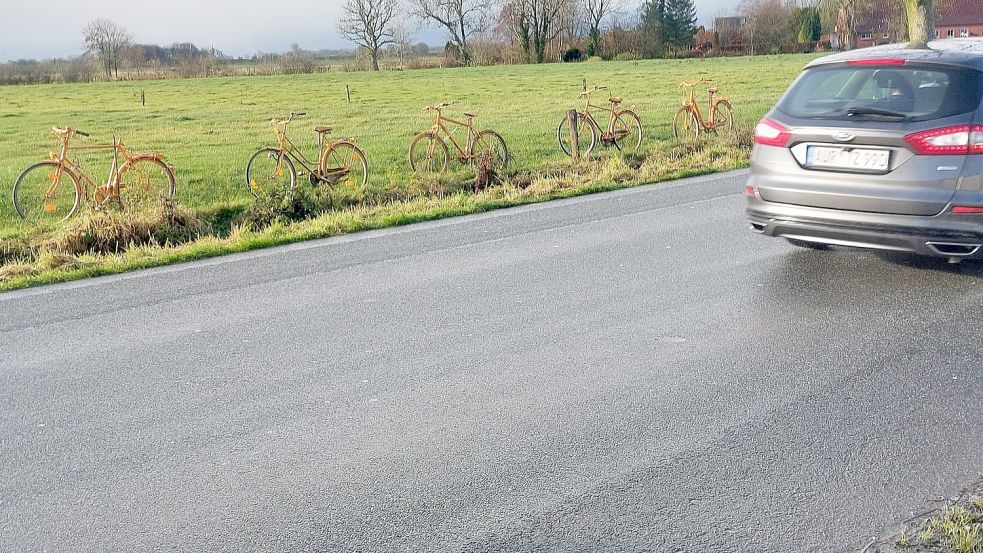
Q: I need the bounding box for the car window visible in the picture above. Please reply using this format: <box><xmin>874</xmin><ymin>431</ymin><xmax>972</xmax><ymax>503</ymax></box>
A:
<box><xmin>777</xmin><ymin>64</ymin><xmax>982</xmax><ymax>122</ymax></box>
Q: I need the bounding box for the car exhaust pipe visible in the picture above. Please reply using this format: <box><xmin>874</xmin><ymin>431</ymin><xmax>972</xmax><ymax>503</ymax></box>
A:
<box><xmin>925</xmin><ymin>241</ymin><xmax>981</xmax><ymax>257</ymax></box>
<box><xmin>749</xmin><ymin>222</ymin><xmax>766</xmax><ymax>233</ymax></box>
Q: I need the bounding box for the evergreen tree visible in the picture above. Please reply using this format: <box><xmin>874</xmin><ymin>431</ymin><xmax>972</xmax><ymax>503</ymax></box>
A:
<box><xmin>663</xmin><ymin>0</ymin><xmax>697</xmax><ymax>53</ymax></box>
<box><xmin>640</xmin><ymin>0</ymin><xmax>667</xmax><ymax>58</ymax></box>
<box><xmin>796</xmin><ymin>6</ymin><xmax>821</xmax><ymax>44</ymax></box>
<box><xmin>640</xmin><ymin>0</ymin><xmax>695</xmax><ymax>57</ymax></box>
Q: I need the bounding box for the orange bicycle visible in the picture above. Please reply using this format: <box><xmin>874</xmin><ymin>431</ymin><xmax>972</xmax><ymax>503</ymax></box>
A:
<box><xmin>557</xmin><ymin>85</ymin><xmax>643</xmax><ymax>156</ymax></box>
<box><xmin>408</xmin><ymin>103</ymin><xmax>509</xmax><ymax>173</ymax></box>
<box><xmin>246</xmin><ymin>112</ymin><xmax>368</xmax><ymax>198</ymax></box>
<box><xmin>672</xmin><ymin>77</ymin><xmax>734</xmax><ymax>140</ymax></box>
<box><xmin>13</xmin><ymin>126</ymin><xmax>175</xmax><ymax>225</ymax></box>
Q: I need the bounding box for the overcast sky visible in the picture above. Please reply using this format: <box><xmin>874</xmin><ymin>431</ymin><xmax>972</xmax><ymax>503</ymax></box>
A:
<box><xmin>0</xmin><ymin>0</ymin><xmax>734</xmax><ymax>62</ymax></box>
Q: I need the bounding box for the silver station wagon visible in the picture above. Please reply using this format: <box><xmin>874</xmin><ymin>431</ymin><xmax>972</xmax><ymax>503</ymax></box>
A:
<box><xmin>746</xmin><ymin>39</ymin><xmax>983</xmax><ymax>261</ymax></box>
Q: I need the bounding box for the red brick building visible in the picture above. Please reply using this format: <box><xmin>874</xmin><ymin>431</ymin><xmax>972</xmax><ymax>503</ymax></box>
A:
<box><xmin>934</xmin><ymin>0</ymin><xmax>983</xmax><ymax>39</ymax></box>
<box><xmin>852</xmin><ymin>0</ymin><xmax>983</xmax><ymax>48</ymax></box>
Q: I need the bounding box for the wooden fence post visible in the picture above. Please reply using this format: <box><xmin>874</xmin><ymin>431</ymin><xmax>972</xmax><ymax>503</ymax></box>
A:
<box><xmin>567</xmin><ymin>109</ymin><xmax>580</xmax><ymax>160</ymax></box>
<box><xmin>346</xmin><ymin>85</ymin><xmax>351</xmax><ymax>104</ymax></box>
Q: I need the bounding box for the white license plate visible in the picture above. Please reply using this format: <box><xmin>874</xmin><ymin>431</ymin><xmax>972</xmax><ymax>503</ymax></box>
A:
<box><xmin>806</xmin><ymin>146</ymin><xmax>890</xmax><ymax>172</ymax></box>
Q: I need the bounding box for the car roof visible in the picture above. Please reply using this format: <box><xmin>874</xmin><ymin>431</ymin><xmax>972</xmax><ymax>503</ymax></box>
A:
<box><xmin>807</xmin><ymin>38</ymin><xmax>983</xmax><ymax>70</ymax></box>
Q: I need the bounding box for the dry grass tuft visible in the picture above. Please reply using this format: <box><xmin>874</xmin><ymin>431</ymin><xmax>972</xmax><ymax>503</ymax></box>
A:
<box><xmin>47</xmin><ymin>197</ymin><xmax>206</xmax><ymax>255</ymax></box>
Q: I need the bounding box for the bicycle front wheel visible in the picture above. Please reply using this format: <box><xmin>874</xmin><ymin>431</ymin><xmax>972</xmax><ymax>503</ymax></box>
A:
<box><xmin>246</xmin><ymin>148</ymin><xmax>297</xmax><ymax>198</ymax></box>
<box><xmin>557</xmin><ymin>113</ymin><xmax>596</xmax><ymax>156</ymax></box>
<box><xmin>612</xmin><ymin>110</ymin><xmax>643</xmax><ymax>154</ymax></box>
<box><xmin>13</xmin><ymin>161</ymin><xmax>81</xmax><ymax>225</ymax></box>
<box><xmin>470</xmin><ymin>130</ymin><xmax>510</xmax><ymax>173</ymax></box>
<box><xmin>320</xmin><ymin>141</ymin><xmax>368</xmax><ymax>198</ymax></box>
<box><xmin>409</xmin><ymin>132</ymin><xmax>450</xmax><ymax>173</ymax></box>
<box><xmin>673</xmin><ymin>108</ymin><xmax>701</xmax><ymax>141</ymax></box>
<box><xmin>117</xmin><ymin>158</ymin><xmax>176</xmax><ymax>213</ymax></box>
<box><xmin>712</xmin><ymin>100</ymin><xmax>735</xmax><ymax>133</ymax></box>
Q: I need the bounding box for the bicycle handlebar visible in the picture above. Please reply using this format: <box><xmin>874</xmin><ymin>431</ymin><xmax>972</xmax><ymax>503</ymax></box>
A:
<box><xmin>579</xmin><ymin>85</ymin><xmax>608</xmax><ymax>97</ymax></box>
<box><xmin>423</xmin><ymin>102</ymin><xmax>453</xmax><ymax>112</ymax></box>
<box><xmin>679</xmin><ymin>77</ymin><xmax>713</xmax><ymax>89</ymax></box>
<box><xmin>51</xmin><ymin>127</ymin><xmax>90</xmax><ymax>139</ymax></box>
<box><xmin>271</xmin><ymin>112</ymin><xmax>307</xmax><ymax>126</ymax></box>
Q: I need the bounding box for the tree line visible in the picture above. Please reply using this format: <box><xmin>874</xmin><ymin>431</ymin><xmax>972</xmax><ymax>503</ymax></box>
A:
<box><xmin>0</xmin><ymin>0</ymin><xmax>940</xmax><ymax>85</ymax></box>
<box><xmin>337</xmin><ymin>0</ymin><xmax>703</xmax><ymax>68</ymax></box>
<box><xmin>338</xmin><ymin>0</ymin><xmax>939</xmax><ymax>70</ymax></box>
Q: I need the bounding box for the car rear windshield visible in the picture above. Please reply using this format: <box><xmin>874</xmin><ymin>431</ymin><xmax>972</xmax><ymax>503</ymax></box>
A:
<box><xmin>777</xmin><ymin>64</ymin><xmax>983</xmax><ymax>122</ymax></box>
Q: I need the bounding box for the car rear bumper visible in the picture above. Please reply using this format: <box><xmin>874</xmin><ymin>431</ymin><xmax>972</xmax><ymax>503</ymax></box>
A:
<box><xmin>746</xmin><ymin>200</ymin><xmax>983</xmax><ymax>259</ymax></box>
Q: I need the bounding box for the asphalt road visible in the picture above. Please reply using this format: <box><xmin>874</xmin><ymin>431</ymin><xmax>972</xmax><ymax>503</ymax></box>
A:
<box><xmin>2</xmin><ymin>169</ymin><xmax>982</xmax><ymax>553</ymax></box>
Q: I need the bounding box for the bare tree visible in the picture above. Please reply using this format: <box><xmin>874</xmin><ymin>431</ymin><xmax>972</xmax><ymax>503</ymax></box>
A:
<box><xmin>507</xmin><ymin>0</ymin><xmax>576</xmax><ymax>63</ymax></box>
<box><xmin>83</xmin><ymin>19</ymin><xmax>132</xmax><ymax>80</ymax></box>
<box><xmin>501</xmin><ymin>1</ymin><xmax>533</xmax><ymax>61</ymax></box>
<box><xmin>390</xmin><ymin>19</ymin><xmax>417</xmax><ymax>66</ymax></box>
<box><xmin>584</xmin><ymin>0</ymin><xmax>620</xmax><ymax>56</ymax></box>
<box><xmin>339</xmin><ymin>0</ymin><xmax>400</xmax><ymax>70</ymax></box>
<box><xmin>817</xmin><ymin>0</ymin><xmax>873</xmax><ymax>50</ymax></box>
<box><xmin>741</xmin><ymin>0</ymin><xmax>798</xmax><ymax>54</ymax></box>
<box><xmin>412</xmin><ymin>0</ymin><xmax>490</xmax><ymax>64</ymax></box>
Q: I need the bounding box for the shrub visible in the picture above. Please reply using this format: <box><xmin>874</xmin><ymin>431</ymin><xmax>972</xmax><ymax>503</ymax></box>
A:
<box><xmin>562</xmin><ymin>48</ymin><xmax>583</xmax><ymax>63</ymax></box>
<box><xmin>236</xmin><ymin>185</ymin><xmax>334</xmax><ymax>229</ymax></box>
<box><xmin>613</xmin><ymin>53</ymin><xmax>640</xmax><ymax>61</ymax></box>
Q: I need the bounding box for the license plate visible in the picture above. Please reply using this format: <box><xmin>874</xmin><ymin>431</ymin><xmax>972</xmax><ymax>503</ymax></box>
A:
<box><xmin>806</xmin><ymin>146</ymin><xmax>890</xmax><ymax>172</ymax></box>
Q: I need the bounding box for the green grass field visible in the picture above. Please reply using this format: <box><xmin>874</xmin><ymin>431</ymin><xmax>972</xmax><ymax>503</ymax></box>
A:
<box><xmin>0</xmin><ymin>54</ymin><xmax>816</xmax><ymax>235</ymax></box>
<box><xmin>0</xmin><ymin>54</ymin><xmax>820</xmax><ymax>289</ymax></box>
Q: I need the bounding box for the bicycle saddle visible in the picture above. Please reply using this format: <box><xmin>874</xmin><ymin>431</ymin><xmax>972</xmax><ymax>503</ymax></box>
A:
<box><xmin>609</xmin><ymin>96</ymin><xmax>623</xmax><ymax>104</ymax></box>
<box><xmin>314</xmin><ymin>126</ymin><xmax>333</xmax><ymax>134</ymax></box>
<box><xmin>707</xmin><ymin>87</ymin><xmax>719</xmax><ymax>94</ymax></box>
<box><xmin>463</xmin><ymin>112</ymin><xmax>477</xmax><ymax>118</ymax></box>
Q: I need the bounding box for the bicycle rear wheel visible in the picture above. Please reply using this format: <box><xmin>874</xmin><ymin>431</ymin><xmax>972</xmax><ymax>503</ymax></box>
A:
<box><xmin>612</xmin><ymin>110</ymin><xmax>643</xmax><ymax>154</ymax></box>
<box><xmin>320</xmin><ymin>141</ymin><xmax>368</xmax><ymax>198</ymax></box>
<box><xmin>117</xmin><ymin>158</ymin><xmax>176</xmax><ymax>213</ymax></box>
<box><xmin>712</xmin><ymin>100</ymin><xmax>734</xmax><ymax>133</ymax></box>
<box><xmin>409</xmin><ymin>132</ymin><xmax>450</xmax><ymax>173</ymax></box>
<box><xmin>470</xmin><ymin>130</ymin><xmax>510</xmax><ymax>173</ymax></box>
<box><xmin>673</xmin><ymin>108</ymin><xmax>701</xmax><ymax>141</ymax></box>
<box><xmin>12</xmin><ymin>161</ymin><xmax>81</xmax><ymax>225</ymax></box>
<box><xmin>557</xmin><ymin>113</ymin><xmax>596</xmax><ymax>156</ymax></box>
<box><xmin>246</xmin><ymin>148</ymin><xmax>297</xmax><ymax>198</ymax></box>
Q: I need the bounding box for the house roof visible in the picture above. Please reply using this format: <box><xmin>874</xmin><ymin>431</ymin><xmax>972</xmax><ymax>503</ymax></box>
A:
<box><xmin>856</xmin><ymin>0</ymin><xmax>904</xmax><ymax>34</ymax></box>
<box><xmin>856</xmin><ymin>0</ymin><xmax>983</xmax><ymax>34</ymax></box>
<box><xmin>937</xmin><ymin>0</ymin><xmax>983</xmax><ymax>27</ymax></box>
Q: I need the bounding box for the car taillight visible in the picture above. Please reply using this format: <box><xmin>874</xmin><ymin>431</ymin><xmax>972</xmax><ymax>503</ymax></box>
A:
<box><xmin>904</xmin><ymin>125</ymin><xmax>983</xmax><ymax>155</ymax></box>
<box><xmin>754</xmin><ymin>118</ymin><xmax>790</xmax><ymax>147</ymax></box>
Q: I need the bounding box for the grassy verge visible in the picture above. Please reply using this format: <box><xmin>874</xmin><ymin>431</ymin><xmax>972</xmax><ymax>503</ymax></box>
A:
<box><xmin>872</xmin><ymin>482</ymin><xmax>983</xmax><ymax>553</ymax></box>
<box><xmin>0</xmin><ymin>134</ymin><xmax>749</xmax><ymax>291</ymax></box>
<box><xmin>2</xmin><ymin>54</ymin><xmax>809</xmax><ymax>291</ymax></box>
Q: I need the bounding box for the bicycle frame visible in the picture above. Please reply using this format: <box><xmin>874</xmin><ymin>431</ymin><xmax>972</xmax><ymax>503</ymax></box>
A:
<box><xmin>270</xmin><ymin>120</ymin><xmax>322</xmax><ymax>175</ymax></box>
<box><xmin>681</xmin><ymin>82</ymin><xmax>722</xmax><ymax>131</ymax></box>
<box><xmin>268</xmin><ymin>117</ymin><xmax>358</xmax><ymax>180</ymax></box>
<box><xmin>50</xmin><ymin>135</ymin><xmax>147</xmax><ymax>200</ymax></box>
<box><xmin>431</xmin><ymin>110</ymin><xmax>478</xmax><ymax>160</ymax></box>
<box><xmin>581</xmin><ymin>92</ymin><xmax>620</xmax><ymax>136</ymax></box>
